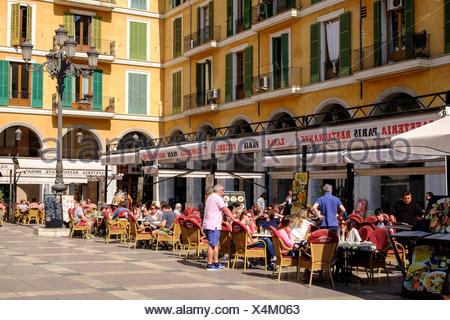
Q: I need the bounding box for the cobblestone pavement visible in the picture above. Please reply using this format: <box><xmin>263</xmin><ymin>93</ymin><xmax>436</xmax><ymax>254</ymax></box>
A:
<box><xmin>0</xmin><ymin>224</ymin><xmax>406</xmax><ymax>300</ymax></box>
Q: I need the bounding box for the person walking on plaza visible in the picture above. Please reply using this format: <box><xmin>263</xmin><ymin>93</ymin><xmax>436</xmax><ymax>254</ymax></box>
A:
<box><xmin>311</xmin><ymin>184</ymin><xmax>346</xmax><ymax>233</ymax></box>
<box><xmin>203</xmin><ymin>184</ymin><xmax>235</xmax><ymax>271</ymax></box>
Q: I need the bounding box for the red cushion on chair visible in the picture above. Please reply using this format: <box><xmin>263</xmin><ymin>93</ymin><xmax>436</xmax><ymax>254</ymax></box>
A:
<box><xmin>364</xmin><ymin>215</ymin><xmax>378</xmax><ymax>225</ymax></box>
<box><xmin>221</xmin><ymin>222</ymin><xmax>232</xmax><ymax>232</ymax></box>
<box><xmin>75</xmin><ymin>221</ymin><xmax>87</xmax><ymax>226</ymax></box>
<box><xmin>348</xmin><ymin>213</ymin><xmax>364</xmax><ymax>224</ymax></box>
<box><xmin>308</xmin><ymin>229</ymin><xmax>339</xmax><ymax>244</ymax></box>
<box><xmin>232</xmin><ymin>221</ymin><xmax>250</xmax><ymax>234</ymax></box>
<box><xmin>369</xmin><ymin>228</ymin><xmax>390</xmax><ymax>252</ymax></box>
<box><xmin>358</xmin><ymin>225</ymin><xmax>374</xmax><ymax>241</ymax></box>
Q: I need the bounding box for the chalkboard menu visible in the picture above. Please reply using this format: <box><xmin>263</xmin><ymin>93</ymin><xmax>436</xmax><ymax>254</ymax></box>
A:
<box><xmin>44</xmin><ymin>194</ymin><xmax>63</xmax><ymax>228</ymax></box>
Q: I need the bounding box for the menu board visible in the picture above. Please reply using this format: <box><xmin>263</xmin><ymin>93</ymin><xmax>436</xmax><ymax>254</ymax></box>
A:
<box><xmin>427</xmin><ymin>197</ymin><xmax>450</xmax><ymax>234</ymax></box>
<box><xmin>291</xmin><ymin>172</ymin><xmax>309</xmax><ymax>215</ymax></box>
<box><xmin>44</xmin><ymin>194</ymin><xmax>63</xmax><ymax>228</ymax></box>
<box><xmin>223</xmin><ymin>191</ymin><xmax>245</xmax><ymax>207</ymax></box>
<box><xmin>61</xmin><ymin>195</ymin><xmax>74</xmax><ymax>223</ymax></box>
<box><xmin>402</xmin><ymin>244</ymin><xmax>449</xmax><ymax>299</ymax></box>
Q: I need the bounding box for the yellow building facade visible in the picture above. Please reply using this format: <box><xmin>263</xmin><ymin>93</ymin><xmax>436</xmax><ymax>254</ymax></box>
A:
<box><xmin>1</xmin><ymin>0</ymin><xmax>449</xmax><ymax>212</ymax></box>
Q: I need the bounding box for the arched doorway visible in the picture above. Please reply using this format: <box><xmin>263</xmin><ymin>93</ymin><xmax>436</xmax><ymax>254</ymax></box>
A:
<box><xmin>62</xmin><ymin>129</ymin><xmax>101</xmax><ymax>202</ymax></box>
<box><xmin>0</xmin><ymin>125</ymin><xmax>42</xmax><ymax>203</ymax></box>
<box><xmin>313</xmin><ymin>103</ymin><xmax>351</xmax><ymax>124</ymax></box>
<box><xmin>116</xmin><ymin>131</ymin><xmax>153</xmax><ymax>206</ymax></box>
<box><xmin>267</xmin><ymin>112</ymin><xmax>296</xmax><ymax>131</ymax></box>
<box><xmin>372</xmin><ymin>92</ymin><xmax>421</xmax><ymax>115</ymax></box>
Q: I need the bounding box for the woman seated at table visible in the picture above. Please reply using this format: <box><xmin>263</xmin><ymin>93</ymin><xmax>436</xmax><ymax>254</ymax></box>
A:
<box><xmin>143</xmin><ymin>205</ymin><xmax>160</xmax><ymax>230</ymax></box>
<box><xmin>290</xmin><ymin>210</ymin><xmax>315</xmax><ymax>242</ymax></box>
<box><xmin>240</xmin><ymin>210</ymin><xmax>257</xmax><ymax>234</ymax></box>
<box><xmin>277</xmin><ymin>218</ymin><xmax>309</xmax><ymax>257</ymax></box>
<box><xmin>338</xmin><ymin>220</ymin><xmax>361</xmax><ymax>243</ymax></box>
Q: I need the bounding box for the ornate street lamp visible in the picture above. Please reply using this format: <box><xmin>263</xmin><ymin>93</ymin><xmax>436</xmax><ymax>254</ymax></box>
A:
<box><xmin>76</xmin><ymin>131</ymin><xmax>83</xmax><ymax>144</ymax></box>
<box><xmin>21</xmin><ymin>25</ymin><xmax>99</xmax><ymax>196</ymax></box>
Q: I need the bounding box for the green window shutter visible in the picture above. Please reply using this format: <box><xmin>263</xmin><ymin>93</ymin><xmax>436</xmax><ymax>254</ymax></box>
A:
<box><xmin>281</xmin><ymin>33</ymin><xmax>289</xmax><ymax>88</ymax></box>
<box><xmin>93</xmin><ymin>70</ymin><xmax>103</xmax><ymax>111</ymax></box>
<box><xmin>93</xmin><ymin>16</ymin><xmax>102</xmax><ymax>51</ymax></box>
<box><xmin>244</xmin><ymin>0</ymin><xmax>251</xmax><ymax>30</ymax></box>
<box><xmin>339</xmin><ymin>11</ymin><xmax>351</xmax><ymax>77</ymax></box>
<box><xmin>128</xmin><ymin>73</ymin><xmax>147</xmax><ymax>115</ymax></box>
<box><xmin>172</xmin><ymin>71</ymin><xmax>181</xmax><ymax>113</ymax></box>
<box><xmin>445</xmin><ymin>0</ymin><xmax>450</xmax><ymax>53</ymax></box>
<box><xmin>227</xmin><ymin>0</ymin><xmax>233</xmax><ymax>37</ymax></box>
<box><xmin>130</xmin><ymin>21</ymin><xmax>147</xmax><ymax>60</ymax></box>
<box><xmin>173</xmin><ymin>18</ymin><xmax>182</xmax><ymax>58</ymax></box>
<box><xmin>11</xmin><ymin>3</ymin><xmax>20</xmax><ymax>46</ymax></box>
<box><xmin>64</xmin><ymin>13</ymin><xmax>74</xmax><ymax>37</ymax></box>
<box><xmin>0</xmin><ymin>61</ymin><xmax>9</xmax><ymax>106</ymax></box>
<box><xmin>209</xmin><ymin>1</ymin><xmax>214</xmax><ymax>31</ymax></box>
<box><xmin>373</xmin><ymin>1</ymin><xmax>382</xmax><ymax>66</ymax></box>
<box><xmin>31</xmin><ymin>64</ymin><xmax>43</xmax><ymax>108</ymax></box>
<box><xmin>26</xmin><ymin>6</ymin><xmax>32</xmax><ymax>41</ymax></box>
<box><xmin>244</xmin><ymin>46</ymin><xmax>253</xmax><ymax>98</ymax></box>
<box><xmin>404</xmin><ymin>0</ymin><xmax>414</xmax><ymax>58</ymax></box>
<box><xmin>225</xmin><ymin>53</ymin><xmax>233</xmax><ymax>102</ymax></box>
<box><xmin>62</xmin><ymin>76</ymin><xmax>73</xmax><ymax>108</ymax></box>
<box><xmin>197</xmin><ymin>7</ymin><xmax>201</xmax><ymax>34</ymax></box>
<box><xmin>310</xmin><ymin>22</ymin><xmax>321</xmax><ymax>83</ymax></box>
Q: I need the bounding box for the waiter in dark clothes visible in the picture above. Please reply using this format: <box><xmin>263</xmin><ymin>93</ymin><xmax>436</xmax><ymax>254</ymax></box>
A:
<box><xmin>390</xmin><ymin>190</ymin><xmax>423</xmax><ymax>264</ymax></box>
<box><xmin>390</xmin><ymin>191</ymin><xmax>423</xmax><ymax>226</ymax></box>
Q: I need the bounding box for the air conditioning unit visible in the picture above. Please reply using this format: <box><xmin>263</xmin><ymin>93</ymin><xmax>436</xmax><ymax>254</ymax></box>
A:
<box><xmin>207</xmin><ymin>88</ymin><xmax>220</xmax><ymax>103</ymax></box>
<box><xmin>387</xmin><ymin>0</ymin><xmax>403</xmax><ymax>11</ymax></box>
<box><xmin>257</xmin><ymin>76</ymin><xmax>270</xmax><ymax>91</ymax></box>
<box><xmin>190</xmin><ymin>39</ymin><xmax>195</xmax><ymax>49</ymax></box>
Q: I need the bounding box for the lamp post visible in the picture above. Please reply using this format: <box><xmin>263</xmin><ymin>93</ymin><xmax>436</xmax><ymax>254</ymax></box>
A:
<box><xmin>8</xmin><ymin>128</ymin><xmax>22</xmax><ymax>223</ymax></box>
<box><xmin>21</xmin><ymin>25</ymin><xmax>99</xmax><ymax>198</ymax></box>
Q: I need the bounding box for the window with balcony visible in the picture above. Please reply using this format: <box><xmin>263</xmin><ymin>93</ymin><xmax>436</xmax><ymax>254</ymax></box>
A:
<box><xmin>64</xmin><ymin>13</ymin><xmax>102</xmax><ymax>53</ymax></box>
<box><xmin>129</xmin><ymin>20</ymin><xmax>148</xmax><ymax>60</ymax></box>
<box><xmin>173</xmin><ymin>17</ymin><xmax>182</xmax><ymax>58</ymax></box>
<box><xmin>10</xmin><ymin>3</ymin><xmax>32</xmax><ymax>46</ymax></box>
<box><xmin>131</xmin><ymin>0</ymin><xmax>147</xmax><ymax>10</ymax></box>
<box><xmin>0</xmin><ymin>61</ymin><xmax>43</xmax><ymax>108</ymax></box>
<box><xmin>61</xmin><ymin>70</ymin><xmax>103</xmax><ymax>111</ymax></box>
<box><xmin>310</xmin><ymin>11</ymin><xmax>351</xmax><ymax>83</ymax></box>
<box><xmin>127</xmin><ymin>72</ymin><xmax>148</xmax><ymax>115</ymax></box>
<box><xmin>172</xmin><ymin>70</ymin><xmax>182</xmax><ymax>114</ymax></box>
<box><xmin>373</xmin><ymin>0</ymin><xmax>415</xmax><ymax>66</ymax></box>
<box><xmin>196</xmin><ymin>59</ymin><xmax>212</xmax><ymax>106</ymax></box>
<box><xmin>227</xmin><ymin>0</ymin><xmax>251</xmax><ymax>37</ymax></box>
<box><xmin>225</xmin><ymin>46</ymin><xmax>252</xmax><ymax>102</ymax></box>
<box><xmin>271</xmin><ymin>32</ymin><xmax>289</xmax><ymax>90</ymax></box>
<box><xmin>169</xmin><ymin>0</ymin><xmax>184</xmax><ymax>10</ymax></box>
<box><xmin>197</xmin><ymin>3</ymin><xmax>213</xmax><ymax>44</ymax></box>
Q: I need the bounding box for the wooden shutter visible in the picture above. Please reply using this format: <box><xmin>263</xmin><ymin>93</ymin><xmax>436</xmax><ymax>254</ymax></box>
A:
<box><xmin>404</xmin><ymin>0</ymin><xmax>414</xmax><ymax>58</ymax></box>
<box><xmin>172</xmin><ymin>72</ymin><xmax>181</xmax><ymax>113</ymax></box>
<box><xmin>281</xmin><ymin>33</ymin><xmax>289</xmax><ymax>88</ymax></box>
<box><xmin>0</xmin><ymin>61</ymin><xmax>9</xmax><ymax>106</ymax></box>
<box><xmin>173</xmin><ymin>18</ymin><xmax>182</xmax><ymax>58</ymax></box>
<box><xmin>373</xmin><ymin>1</ymin><xmax>382</xmax><ymax>66</ymax></box>
<box><xmin>196</xmin><ymin>63</ymin><xmax>205</xmax><ymax>105</ymax></box>
<box><xmin>244</xmin><ymin>0</ymin><xmax>251</xmax><ymax>30</ymax></box>
<box><xmin>31</xmin><ymin>64</ymin><xmax>43</xmax><ymax>108</ymax></box>
<box><xmin>225</xmin><ymin>53</ymin><xmax>233</xmax><ymax>102</ymax></box>
<box><xmin>128</xmin><ymin>73</ymin><xmax>147</xmax><ymax>114</ymax></box>
<box><xmin>227</xmin><ymin>0</ymin><xmax>233</xmax><ymax>37</ymax></box>
<box><xmin>62</xmin><ymin>76</ymin><xmax>72</xmax><ymax>108</ymax></box>
<box><xmin>11</xmin><ymin>3</ymin><xmax>20</xmax><ymax>46</ymax></box>
<box><xmin>93</xmin><ymin>70</ymin><xmax>102</xmax><ymax>111</ymax></box>
<box><xmin>244</xmin><ymin>46</ymin><xmax>253</xmax><ymax>98</ymax></box>
<box><xmin>197</xmin><ymin>7</ymin><xmax>201</xmax><ymax>34</ymax></box>
<box><xmin>310</xmin><ymin>22</ymin><xmax>321</xmax><ymax>83</ymax></box>
<box><xmin>64</xmin><ymin>13</ymin><xmax>74</xmax><ymax>37</ymax></box>
<box><xmin>93</xmin><ymin>16</ymin><xmax>102</xmax><ymax>51</ymax></box>
<box><xmin>445</xmin><ymin>0</ymin><xmax>450</xmax><ymax>53</ymax></box>
<box><xmin>130</xmin><ymin>21</ymin><xmax>147</xmax><ymax>60</ymax></box>
<box><xmin>209</xmin><ymin>1</ymin><xmax>214</xmax><ymax>32</ymax></box>
<box><xmin>339</xmin><ymin>11</ymin><xmax>351</xmax><ymax>76</ymax></box>
<box><xmin>26</xmin><ymin>6</ymin><xmax>32</xmax><ymax>41</ymax></box>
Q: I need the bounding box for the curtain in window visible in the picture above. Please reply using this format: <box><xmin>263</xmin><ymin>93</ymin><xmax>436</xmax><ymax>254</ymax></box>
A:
<box><xmin>326</xmin><ymin>19</ymin><xmax>340</xmax><ymax>73</ymax></box>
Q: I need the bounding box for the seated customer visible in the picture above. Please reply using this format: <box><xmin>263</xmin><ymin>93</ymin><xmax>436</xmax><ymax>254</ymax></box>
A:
<box><xmin>375</xmin><ymin>208</ymin><xmax>391</xmax><ymax>228</ymax></box>
<box><xmin>151</xmin><ymin>203</ymin><xmax>178</xmax><ymax>238</ymax></box>
<box><xmin>112</xmin><ymin>202</ymin><xmax>130</xmax><ymax>219</ymax></box>
<box><xmin>338</xmin><ymin>220</ymin><xmax>361</xmax><ymax>243</ymax></box>
<box><xmin>290</xmin><ymin>210</ymin><xmax>314</xmax><ymax>242</ymax></box>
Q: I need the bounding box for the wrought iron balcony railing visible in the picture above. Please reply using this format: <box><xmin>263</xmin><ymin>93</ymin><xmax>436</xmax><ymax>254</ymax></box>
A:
<box><xmin>184</xmin><ymin>25</ymin><xmax>220</xmax><ymax>51</ymax></box>
<box><xmin>253</xmin><ymin>65</ymin><xmax>302</xmax><ymax>94</ymax></box>
<box><xmin>252</xmin><ymin>0</ymin><xmax>302</xmax><ymax>25</ymax></box>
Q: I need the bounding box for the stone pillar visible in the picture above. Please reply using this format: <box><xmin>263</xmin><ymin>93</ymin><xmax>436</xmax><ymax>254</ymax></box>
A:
<box><xmin>253</xmin><ymin>152</ymin><xmax>266</xmax><ymax>205</ymax></box>
<box><xmin>308</xmin><ymin>168</ymin><xmax>321</xmax><ymax>207</ymax></box>
<box><xmin>159</xmin><ymin>176</ymin><xmax>174</xmax><ymax>203</ymax></box>
<box><xmin>186</xmin><ymin>161</ymin><xmax>203</xmax><ymax>209</ymax></box>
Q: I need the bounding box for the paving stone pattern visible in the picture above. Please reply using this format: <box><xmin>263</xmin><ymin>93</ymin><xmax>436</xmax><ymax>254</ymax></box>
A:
<box><xmin>0</xmin><ymin>224</ymin><xmax>406</xmax><ymax>300</ymax></box>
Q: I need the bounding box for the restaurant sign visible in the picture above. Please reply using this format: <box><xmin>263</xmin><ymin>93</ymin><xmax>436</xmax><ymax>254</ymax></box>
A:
<box><xmin>138</xmin><ymin>112</ymin><xmax>439</xmax><ymax>163</ymax></box>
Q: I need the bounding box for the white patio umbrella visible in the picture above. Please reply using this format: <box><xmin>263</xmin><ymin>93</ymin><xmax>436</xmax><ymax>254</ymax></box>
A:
<box><xmin>391</xmin><ymin>107</ymin><xmax>450</xmax><ymax>193</ymax></box>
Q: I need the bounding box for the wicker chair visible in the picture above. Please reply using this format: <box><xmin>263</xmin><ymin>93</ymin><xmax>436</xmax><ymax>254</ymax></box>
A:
<box><xmin>269</xmin><ymin>226</ymin><xmax>299</xmax><ymax>283</ymax></box>
<box><xmin>231</xmin><ymin>221</ymin><xmax>267</xmax><ymax>272</ymax></box>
